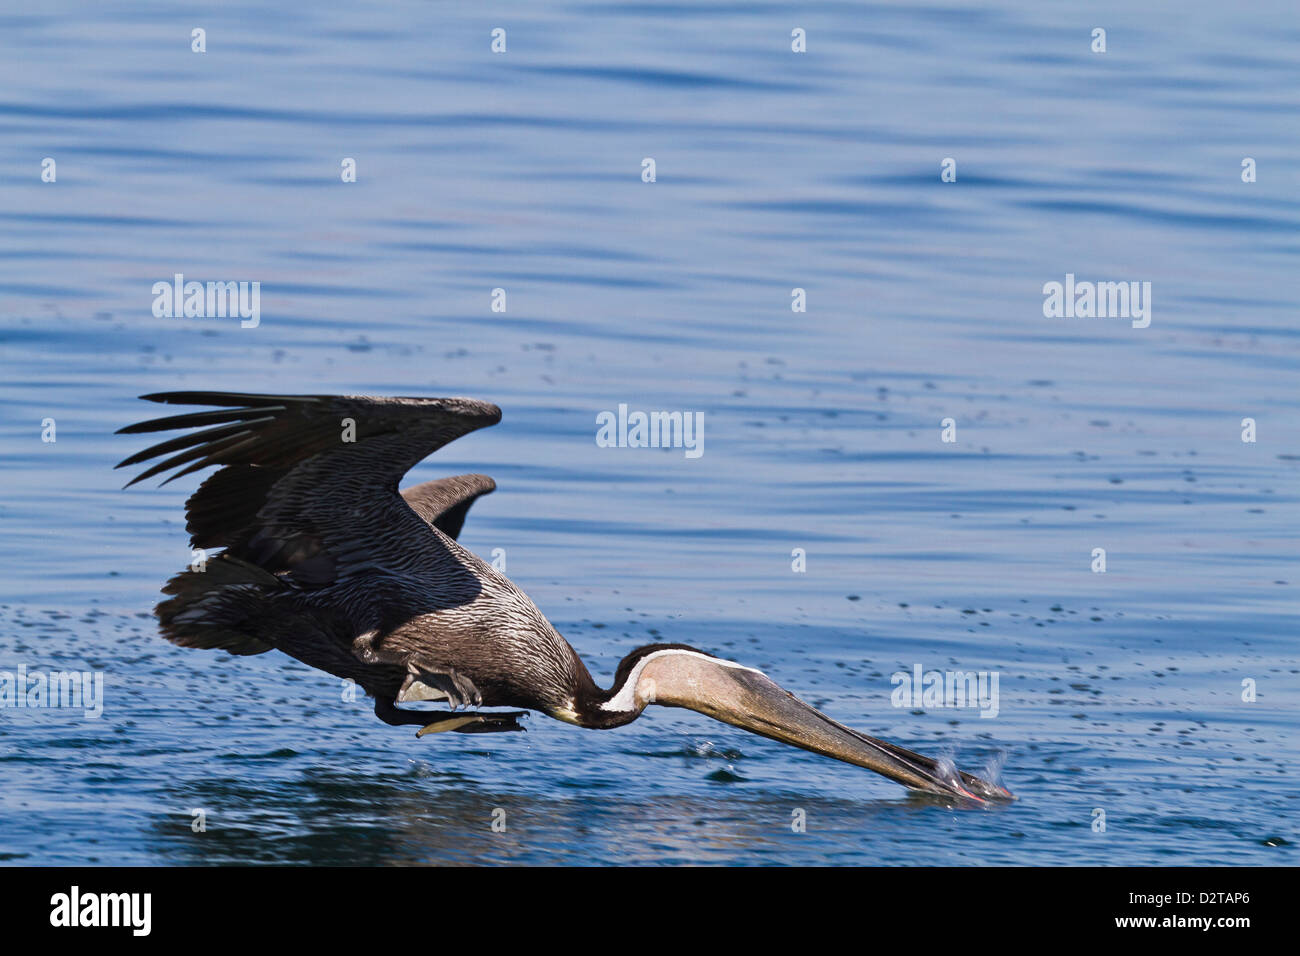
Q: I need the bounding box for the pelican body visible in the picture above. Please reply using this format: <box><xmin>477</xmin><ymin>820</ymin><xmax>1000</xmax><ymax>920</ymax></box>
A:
<box><xmin>118</xmin><ymin>391</ymin><xmax>1012</xmax><ymax>804</ymax></box>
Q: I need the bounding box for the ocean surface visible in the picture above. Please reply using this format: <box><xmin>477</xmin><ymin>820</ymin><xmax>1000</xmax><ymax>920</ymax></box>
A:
<box><xmin>1</xmin><ymin>1</ymin><xmax>1297</xmax><ymax>865</ymax></box>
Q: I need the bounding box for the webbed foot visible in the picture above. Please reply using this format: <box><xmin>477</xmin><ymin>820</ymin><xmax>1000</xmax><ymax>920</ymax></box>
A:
<box><xmin>415</xmin><ymin>710</ymin><xmax>527</xmax><ymax>736</ymax></box>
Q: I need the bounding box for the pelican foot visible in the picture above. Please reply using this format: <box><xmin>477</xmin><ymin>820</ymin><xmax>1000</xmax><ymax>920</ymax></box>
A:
<box><xmin>415</xmin><ymin>710</ymin><xmax>528</xmax><ymax>736</ymax></box>
<box><xmin>397</xmin><ymin>664</ymin><xmax>482</xmax><ymax>710</ymax></box>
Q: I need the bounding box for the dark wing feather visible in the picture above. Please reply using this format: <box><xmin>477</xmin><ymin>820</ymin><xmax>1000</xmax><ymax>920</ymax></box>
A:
<box><xmin>116</xmin><ymin>391</ymin><xmax>501</xmax><ymax>585</ymax></box>
<box><xmin>401</xmin><ymin>474</ymin><xmax>496</xmax><ymax>540</ymax></box>
<box><xmin>119</xmin><ymin>393</ymin><xmax>499</xmax><ymax>479</ymax></box>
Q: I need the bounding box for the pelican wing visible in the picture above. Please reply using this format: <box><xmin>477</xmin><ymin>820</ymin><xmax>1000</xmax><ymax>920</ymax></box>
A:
<box><xmin>400</xmin><ymin>473</ymin><xmax>496</xmax><ymax>540</ymax></box>
<box><xmin>116</xmin><ymin>391</ymin><xmax>501</xmax><ymax>585</ymax></box>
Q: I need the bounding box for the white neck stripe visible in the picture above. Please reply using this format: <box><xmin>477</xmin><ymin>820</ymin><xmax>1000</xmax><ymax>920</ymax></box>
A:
<box><xmin>600</xmin><ymin>649</ymin><xmax>762</xmax><ymax>712</ymax></box>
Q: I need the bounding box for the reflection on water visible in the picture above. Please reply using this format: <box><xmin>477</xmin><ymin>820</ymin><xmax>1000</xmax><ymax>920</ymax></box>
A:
<box><xmin>151</xmin><ymin>754</ymin><xmax>1026</xmax><ymax>866</ymax></box>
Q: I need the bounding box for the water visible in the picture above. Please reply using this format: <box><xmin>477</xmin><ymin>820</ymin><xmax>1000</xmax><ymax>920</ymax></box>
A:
<box><xmin>1</xmin><ymin>1</ymin><xmax>1297</xmax><ymax>865</ymax></box>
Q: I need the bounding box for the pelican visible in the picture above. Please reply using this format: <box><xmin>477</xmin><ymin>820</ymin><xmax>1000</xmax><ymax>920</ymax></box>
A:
<box><xmin>118</xmin><ymin>391</ymin><xmax>1013</xmax><ymax>804</ymax></box>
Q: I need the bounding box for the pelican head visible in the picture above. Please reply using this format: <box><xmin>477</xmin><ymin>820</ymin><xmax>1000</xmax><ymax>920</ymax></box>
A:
<box><xmin>573</xmin><ymin>644</ymin><xmax>1013</xmax><ymax>804</ymax></box>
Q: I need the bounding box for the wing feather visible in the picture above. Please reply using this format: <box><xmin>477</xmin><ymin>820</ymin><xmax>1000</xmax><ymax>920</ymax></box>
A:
<box><xmin>117</xmin><ymin>391</ymin><xmax>501</xmax><ymax>585</ymax></box>
<box><xmin>401</xmin><ymin>474</ymin><xmax>496</xmax><ymax>540</ymax></box>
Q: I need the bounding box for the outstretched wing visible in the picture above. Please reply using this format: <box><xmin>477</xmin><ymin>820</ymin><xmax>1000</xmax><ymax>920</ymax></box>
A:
<box><xmin>116</xmin><ymin>391</ymin><xmax>501</xmax><ymax>586</ymax></box>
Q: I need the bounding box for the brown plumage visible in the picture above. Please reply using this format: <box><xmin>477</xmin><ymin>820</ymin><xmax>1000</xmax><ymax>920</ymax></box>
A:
<box><xmin>118</xmin><ymin>391</ymin><xmax>586</xmax><ymax>733</ymax></box>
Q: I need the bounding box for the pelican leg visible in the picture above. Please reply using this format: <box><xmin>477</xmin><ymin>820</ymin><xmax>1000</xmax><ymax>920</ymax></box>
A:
<box><xmin>374</xmin><ymin>698</ymin><xmax>436</xmax><ymax>726</ymax></box>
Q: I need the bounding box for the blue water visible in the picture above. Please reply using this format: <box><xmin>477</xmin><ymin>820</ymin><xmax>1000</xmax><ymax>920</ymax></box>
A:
<box><xmin>1</xmin><ymin>1</ymin><xmax>1297</xmax><ymax>865</ymax></box>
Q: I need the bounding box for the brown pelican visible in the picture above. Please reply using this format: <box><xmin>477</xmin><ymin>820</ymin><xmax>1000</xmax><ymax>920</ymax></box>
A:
<box><xmin>118</xmin><ymin>391</ymin><xmax>1013</xmax><ymax>804</ymax></box>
